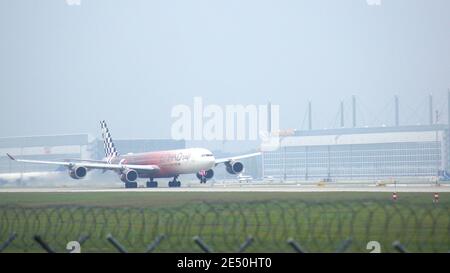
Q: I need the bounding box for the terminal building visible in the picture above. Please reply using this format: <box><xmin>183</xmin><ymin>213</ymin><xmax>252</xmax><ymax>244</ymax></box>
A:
<box><xmin>262</xmin><ymin>125</ymin><xmax>447</xmax><ymax>180</ymax></box>
<box><xmin>262</xmin><ymin>94</ymin><xmax>450</xmax><ymax>181</ymax></box>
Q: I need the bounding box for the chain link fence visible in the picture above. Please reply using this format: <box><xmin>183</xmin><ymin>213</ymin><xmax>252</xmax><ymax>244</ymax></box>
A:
<box><xmin>0</xmin><ymin>200</ymin><xmax>449</xmax><ymax>253</ymax></box>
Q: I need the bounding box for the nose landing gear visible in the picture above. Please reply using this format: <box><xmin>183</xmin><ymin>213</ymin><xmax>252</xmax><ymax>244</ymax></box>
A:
<box><xmin>196</xmin><ymin>169</ymin><xmax>213</xmax><ymax>184</ymax></box>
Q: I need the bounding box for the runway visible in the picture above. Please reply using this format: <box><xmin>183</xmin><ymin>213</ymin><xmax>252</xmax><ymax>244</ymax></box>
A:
<box><xmin>0</xmin><ymin>183</ymin><xmax>449</xmax><ymax>193</ymax></box>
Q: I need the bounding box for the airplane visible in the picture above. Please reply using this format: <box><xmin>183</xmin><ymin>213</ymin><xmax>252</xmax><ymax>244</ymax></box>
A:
<box><xmin>237</xmin><ymin>173</ymin><xmax>254</xmax><ymax>183</ymax></box>
<box><xmin>6</xmin><ymin>121</ymin><xmax>261</xmax><ymax>188</ymax></box>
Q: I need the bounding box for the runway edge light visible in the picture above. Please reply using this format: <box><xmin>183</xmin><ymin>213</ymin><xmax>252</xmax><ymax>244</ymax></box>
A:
<box><xmin>392</xmin><ymin>192</ymin><xmax>398</xmax><ymax>201</ymax></box>
<box><xmin>433</xmin><ymin>192</ymin><xmax>439</xmax><ymax>203</ymax></box>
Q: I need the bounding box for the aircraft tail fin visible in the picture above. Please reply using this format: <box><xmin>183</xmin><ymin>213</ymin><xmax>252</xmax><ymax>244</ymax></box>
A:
<box><xmin>100</xmin><ymin>120</ymin><xmax>119</xmax><ymax>161</ymax></box>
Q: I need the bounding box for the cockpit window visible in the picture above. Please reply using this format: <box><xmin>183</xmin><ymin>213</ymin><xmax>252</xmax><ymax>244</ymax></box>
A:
<box><xmin>202</xmin><ymin>154</ymin><xmax>213</xmax><ymax>157</ymax></box>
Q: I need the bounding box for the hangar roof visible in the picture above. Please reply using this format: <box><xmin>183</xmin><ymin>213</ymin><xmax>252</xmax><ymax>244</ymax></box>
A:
<box><xmin>270</xmin><ymin>125</ymin><xmax>449</xmax><ymax>147</ymax></box>
<box><xmin>293</xmin><ymin>124</ymin><xmax>448</xmax><ymax>137</ymax></box>
<box><xmin>0</xmin><ymin>134</ymin><xmax>91</xmax><ymax>148</ymax></box>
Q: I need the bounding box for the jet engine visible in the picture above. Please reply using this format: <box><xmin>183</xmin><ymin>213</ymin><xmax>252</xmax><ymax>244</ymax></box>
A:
<box><xmin>225</xmin><ymin>161</ymin><xmax>244</xmax><ymax>174</ymax></box>
<box><xmin>69</xmin><ymin>166</ymin><xmax>88</xmax><ymax>179</ymax></box>
<box><xmin>120</xmin><ymin>169</ymin><xmax>138</xmax><ymax>183</ymax></box>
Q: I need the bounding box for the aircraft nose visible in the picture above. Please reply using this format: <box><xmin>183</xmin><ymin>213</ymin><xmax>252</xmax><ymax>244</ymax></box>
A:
<box><xmin>203</xmin><ymin>154</ymin><xmax>215</xmax><ymax>167</ymax></box>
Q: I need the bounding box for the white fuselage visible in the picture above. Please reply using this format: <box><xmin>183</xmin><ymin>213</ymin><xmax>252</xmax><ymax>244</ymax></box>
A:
<box><xmin>114</xmin><ymin>148</ymin><xmax>216</xmax><ymax>178</ymax></box>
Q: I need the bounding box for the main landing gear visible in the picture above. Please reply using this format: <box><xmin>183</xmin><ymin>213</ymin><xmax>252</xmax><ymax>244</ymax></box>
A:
<box><xmin>168</xmin><ymin>176</ymin><xmax>181</xmax><ymax>188</ymax></box>
<box><xmin>125</xmin><ymin>182</ymin><xmax>138</xmax><ymax>188</ymax></box>
<box><xmin>124</xmin><ymin>178</ymin><xmax>180</xmax><ymax>188</ymax></box>
<box><xmin>146</xmin><ymin>178</ymin><xmax>158</xmax><ymax>188</ymax></box>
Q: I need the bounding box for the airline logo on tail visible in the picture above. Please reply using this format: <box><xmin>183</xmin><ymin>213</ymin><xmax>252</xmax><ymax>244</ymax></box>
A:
<box><xmin>100</xmin><ymin>120</ymin><xmax>119</xmax><ymax>163</ymax></box>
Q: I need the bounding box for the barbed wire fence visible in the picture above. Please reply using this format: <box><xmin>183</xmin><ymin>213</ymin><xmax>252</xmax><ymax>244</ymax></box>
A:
<box><xmin>0</xmin><ymin>200</ymin><xmax>449</xmax><ymax>253</ymax></box>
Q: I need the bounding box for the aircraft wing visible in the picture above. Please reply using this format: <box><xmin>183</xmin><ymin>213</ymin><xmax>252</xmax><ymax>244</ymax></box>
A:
<box><xmin>6</xmin><ymin>154</ymin><xmax>160</xmax><ymax>172</ymax></box>
<box><xmin>63</xmin><ymin>158</ymin><xmax>109</xmax><ymax>163</ymax></box>
<box><xmin>215</xmin><ymin>152</ymin><xmax>261</xmax><ymax>165</ymax></box>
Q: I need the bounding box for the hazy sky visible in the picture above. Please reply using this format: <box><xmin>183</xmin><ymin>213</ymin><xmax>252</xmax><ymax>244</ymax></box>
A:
<box><xmin>1</xmin><ymin>0</ymin><xmax>449</xmax><ymax>151</ymax></box>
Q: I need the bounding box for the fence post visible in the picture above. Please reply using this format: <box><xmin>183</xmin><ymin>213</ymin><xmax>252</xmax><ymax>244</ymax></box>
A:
<box><xmin>237</xmin><ymin>236</ymin><xmax>254</xmax><ymax>253</ymax></box>
<box><xmin>193</xmin><ymin>236</ymin><xmax>213</xmax><ymax>253</ymax></box>
<box><xmin>77</xmin><ymin>235</ymin><xmax>90</xmax><ymax>245</ymax></box>
<box><xmin>392</xmin><ymin>241</ymin><xmax>408</xmax><ymax>253</ymax></box>
<box><xmin>335</xmin><ymin>237</ymin><xmax>352</xmax><ymax>253</ymax></box>
<box><xmin>106</xmin><ymin>234</ymin><xmax>128</xmax><ymax>253</ymax></box>
<box><xmin>33</xmin><ymin>235</ymin><xmax>55</xmax><ymax>253</ymax></box>
<box><xmin>287</xmin><ymin>238</ymin><xmax>307</xmax><ymax>253</ymax></box>
<box><xmin>146</xmin><ymin>234</ymin><xmax>165</xmax><ymax>253</ymax></box>
<box><xmin>0</xmin><ymin>232</ymin><xmax>17</xmax><ymax>253</ymax></box>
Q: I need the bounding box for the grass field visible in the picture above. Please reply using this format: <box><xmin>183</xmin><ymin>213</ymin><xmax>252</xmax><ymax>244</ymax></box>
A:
<box><xmin>0</xmin><ymin>192</ymin><xmax>449</xmax><ymax>253</ymax></box>
<box><xmin>0</xmin><ymin>191</ymin><xmax>448</xmax><ymax>207</ymax></box>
